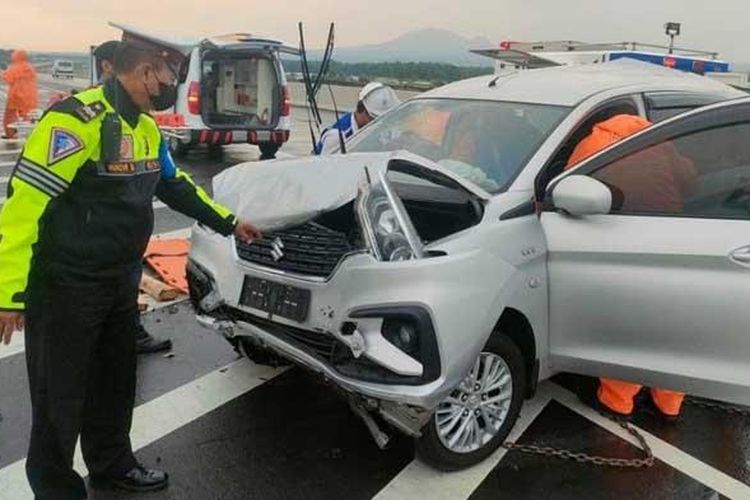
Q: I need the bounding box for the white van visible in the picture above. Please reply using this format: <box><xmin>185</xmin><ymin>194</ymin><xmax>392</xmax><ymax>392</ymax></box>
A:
<box><xmin>173</xmin><ymin>34</ymin><xmax>295</xmax><ymax>159</ymax></box>
<box><xmin>93</xmin><ymin>28</ymin><xmax>296</xmax><ymax>160</ymax></box>
<box><xmin>52</xmin><ymin>60</ymin><xmax>75</xmax><ymax>79</ymax></box>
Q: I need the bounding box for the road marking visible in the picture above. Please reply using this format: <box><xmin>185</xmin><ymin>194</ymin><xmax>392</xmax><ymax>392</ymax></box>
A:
<box><xmin>373</xmin><ymin>384</ymin><xmax>553</xmax><ymax>500</ymax></box>
<box><xmin>0</xmin><ymin>359</ymin><xmax>286</xmax><ymax>499</ymax></box>
<box><xmin>0</xmin><ymin>333</ymin><xmax>26</xmax><ymax>361</ymax></box>
<box><xmin>0</xmin><ymin>161</ymin><xmax>18</xmax><ymax>168</ymax></box>
<box><xmin>550</xmin><ymin>384</ymin><xmax>750</xmax><ymax>500</ymax></box>
<box><xmin>0</xmin><ymin>175</ymin><xmax>9</xmax><ymax>184</ymax></box>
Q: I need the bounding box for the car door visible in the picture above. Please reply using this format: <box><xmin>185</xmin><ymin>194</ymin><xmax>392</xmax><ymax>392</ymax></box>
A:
<box><xmin>542</xmin><ymin>99</ymin><xmax>750</xmax><ymax>406</ymax></box>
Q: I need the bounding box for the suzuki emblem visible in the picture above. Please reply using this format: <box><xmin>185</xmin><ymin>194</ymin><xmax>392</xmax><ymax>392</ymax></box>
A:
<box><xmin>270</xmin><ymin>237</ymin><xmax>285</xmax><ymax>262</ymax></box>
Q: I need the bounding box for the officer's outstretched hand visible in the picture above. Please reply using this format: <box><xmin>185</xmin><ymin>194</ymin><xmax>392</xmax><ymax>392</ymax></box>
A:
<box><xmin>0</xmin><ymin>311</ymin><xmax>24</xmax><ymax>345</ymax></box>
<box><xmin>234</xmin><ymin>220</ymin><xmax>262</xmax><ymax>244</ymax></box>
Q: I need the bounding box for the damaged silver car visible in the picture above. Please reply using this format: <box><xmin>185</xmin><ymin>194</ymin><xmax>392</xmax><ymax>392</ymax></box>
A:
<box><xmin>187</xmin><ymin>61</ymin><xmax>750</xmax><ymax>470</ymax></box>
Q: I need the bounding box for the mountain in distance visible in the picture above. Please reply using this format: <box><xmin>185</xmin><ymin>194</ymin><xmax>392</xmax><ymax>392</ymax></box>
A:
<box><xmin>316</xmin><ymin>29</ymin><xmax>495</xmax><ymax>67</ymax></box>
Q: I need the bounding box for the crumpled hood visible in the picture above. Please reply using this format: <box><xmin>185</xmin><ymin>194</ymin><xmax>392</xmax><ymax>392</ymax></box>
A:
<box><xmin>212</xmin><ymin>151</ymin><xmax>489</xmax><ymax>231</ymax></box>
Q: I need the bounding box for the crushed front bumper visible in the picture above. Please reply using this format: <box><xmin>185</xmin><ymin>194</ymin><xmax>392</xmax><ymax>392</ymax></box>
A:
<box><xmin>188</xmin><ymin>223</ymin><xmax>514</xmax><ymax>410</ymax></box>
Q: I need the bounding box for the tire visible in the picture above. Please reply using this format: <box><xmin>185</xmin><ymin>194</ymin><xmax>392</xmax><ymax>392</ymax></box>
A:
<box><xmin>416</xmin><ymin>333</ymin><xmax>526</xmax><ymax>471</ymax></box>
<box><xmin>258</xmin><ymin>142</ymin><xmax>280</xmax><ymax>160</ymax></box>
<box><xmin>207</xmin><ymin>144</ymin><xmax>224</xmax><ymax>160</ymax></box>
<box><xmin>168</xmin><ymin>135</ymin><xmax>192</xmax><ymax>159</ymax></box>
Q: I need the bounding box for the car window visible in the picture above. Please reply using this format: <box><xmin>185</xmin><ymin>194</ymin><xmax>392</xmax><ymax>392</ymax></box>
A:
<box><xmin>591</xmin><ymin>121</ymin><xmax>750</xmax><ymax>219</ymax></box>
<box><xmin>346</xmin><ymin>99</ymin><xmax>570</xmax><ymax>193</ymax></box>
<box><xmin>645</xmin><ymin>92</ymin><xmax>729</xmax><ymax>123</ymax></box>
<box><xmin>536</xmin><ymin>98</ymin><xmax>639</xmax><ymax>200</ymax></box>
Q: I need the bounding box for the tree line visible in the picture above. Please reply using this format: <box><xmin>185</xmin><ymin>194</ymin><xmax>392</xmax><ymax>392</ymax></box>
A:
<box><xmin>283</xmin><ymin>59</ymin><xmax>493</xmax><ymax>85</ymax></box>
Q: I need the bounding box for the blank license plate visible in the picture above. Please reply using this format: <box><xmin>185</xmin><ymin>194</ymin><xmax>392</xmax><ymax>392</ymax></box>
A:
<box><xmin>239</xmin><ymin>277</ymin><xmax>311</xmax><ymax>322</ymax></box>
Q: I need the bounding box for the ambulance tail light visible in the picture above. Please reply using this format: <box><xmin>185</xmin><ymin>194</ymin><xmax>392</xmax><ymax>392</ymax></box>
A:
<box><xmin>188</xmin><ymin>82</ymin><xmax>201</xmax><ymax>115</ymax></box>
<box><xmin>281</xmin><ymin>86</ymin><xmax>291</xmax><ymax>117</ymax></box>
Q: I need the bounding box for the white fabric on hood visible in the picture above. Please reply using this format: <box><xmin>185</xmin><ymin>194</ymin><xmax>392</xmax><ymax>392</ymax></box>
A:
<box><xmin>212</xmin><ymin>153</ymin><xmax>389</xmax><ymax>231</ymax></box>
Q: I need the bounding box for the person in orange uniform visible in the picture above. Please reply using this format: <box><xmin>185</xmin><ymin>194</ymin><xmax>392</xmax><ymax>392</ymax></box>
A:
<box><xmin>566</xmin><ymin>114</ymin><xmax>686</xmax><ymax>422</ymax></box>
<box><xmin>2</xmin><ymin>50</ymin><xmax>38</xmax><ymax>138</ymax></box>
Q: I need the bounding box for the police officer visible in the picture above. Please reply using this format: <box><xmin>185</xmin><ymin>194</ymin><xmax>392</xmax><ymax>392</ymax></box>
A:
<box><xmin>314</xmin><ymin>82</ymin><xmax>400</xmax><ymax>155</ymax></box>
<box><xmin>0</xmin><ymin>38</ymin><xmax>261</xmax><ymax>498</ymax></box>
<box><xmin>93</xmin><ymin>39</ymin><xmax>172</xmax><ymax>354</ymax></box>
<box><xmin>92</xmin><ymin>40</ymin><xmax>119</xmax><ymax>83</ymax></box>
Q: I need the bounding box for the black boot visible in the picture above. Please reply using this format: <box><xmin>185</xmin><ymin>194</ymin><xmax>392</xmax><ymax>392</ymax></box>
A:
<box><xmin>91</xmin><ymin>464</ymin><xmax>169</xmax><ymax>492</ymax></box>
<box><xmin>135</xmin><ymin>322</ymin><xmax>172</xmax><ymax>354</ymax></box>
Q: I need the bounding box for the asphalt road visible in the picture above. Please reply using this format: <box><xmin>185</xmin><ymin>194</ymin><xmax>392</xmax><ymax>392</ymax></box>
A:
<box><xmin>0</xmin><ymin>74</ymin><xmax>749</xmax><ymax>500</ymax></box>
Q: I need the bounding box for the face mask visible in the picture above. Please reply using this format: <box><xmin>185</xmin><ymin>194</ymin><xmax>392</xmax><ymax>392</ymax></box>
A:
<box><xmin>149</xmin><ymin>82</ymin><xmax>177</xmax><ymax>111</ymax></box>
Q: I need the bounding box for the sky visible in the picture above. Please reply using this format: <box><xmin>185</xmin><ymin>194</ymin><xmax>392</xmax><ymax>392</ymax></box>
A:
<box><xmin>0</xmin><ymin>0</ymin><xmax>747</xmax><ymax>63</ymax></box>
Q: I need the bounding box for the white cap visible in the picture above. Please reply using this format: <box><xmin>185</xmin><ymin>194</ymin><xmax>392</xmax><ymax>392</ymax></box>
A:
<box><xmin>359</xmin><ymin>82</ymin><xmax>401</xmax><ymax>117</ymax></box>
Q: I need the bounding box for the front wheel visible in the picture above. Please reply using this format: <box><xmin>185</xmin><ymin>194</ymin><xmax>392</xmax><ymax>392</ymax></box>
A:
<box><xmin>416</xmin><ymin>333</ymin><xmax>526</xmax><ymax>471</ymax></box>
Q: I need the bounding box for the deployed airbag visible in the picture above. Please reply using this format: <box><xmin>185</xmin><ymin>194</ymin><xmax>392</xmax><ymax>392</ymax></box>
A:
<box><xmin>212</xmin><ymin>154</ymin><xmax>389</xmax><ymax>231</ymax></box>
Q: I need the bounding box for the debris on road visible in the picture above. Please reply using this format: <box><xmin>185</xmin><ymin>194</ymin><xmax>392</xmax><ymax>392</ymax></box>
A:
<box><xmin>140</xmin><ymin>274</ymin><xmax>181</xmax><ymax>302</ymax></box>
<box><xmin>144</xmin><ymin>238</ymin><xmax>191</xmax><ymax>293</ymax></box>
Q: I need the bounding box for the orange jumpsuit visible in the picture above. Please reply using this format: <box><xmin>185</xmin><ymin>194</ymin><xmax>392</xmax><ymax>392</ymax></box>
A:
<box><xmin>2</xmin><ymin>50</ymin><xmax>38</xmax><ymax>138</ymax></box>
<box><xmin>566</xmin><ymin>114</ymin><xmax>686</xmax><ymax>418</ymax></box>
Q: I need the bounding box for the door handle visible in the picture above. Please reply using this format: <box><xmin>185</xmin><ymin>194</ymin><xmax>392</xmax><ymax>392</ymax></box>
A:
<box><xmin>730</xmin><ymin>248</ymin><xmax>750</xmax><ymax>264</ymax></box>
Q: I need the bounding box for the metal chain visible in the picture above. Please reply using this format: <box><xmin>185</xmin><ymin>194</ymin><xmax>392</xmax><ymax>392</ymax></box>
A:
<box><xmin>685</xmin><ymin>397</ymin><xmax>750</xmax><ymax>417</ymax></box>
<box><xmin>500</xmin><ymin>397</ymin><xmax>750</xmax><ymax>468</ymax></box>
<box><xmin>501</xmin><ymin>416</ymin><xmax>655</xmax><ymax>468</ymax></box>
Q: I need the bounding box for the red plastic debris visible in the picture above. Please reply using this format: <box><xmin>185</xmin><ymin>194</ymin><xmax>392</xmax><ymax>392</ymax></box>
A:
<box><xmin>144</xmin><ymin>239</ymin><xmax>191</xmax><ymax>294</ymax></box>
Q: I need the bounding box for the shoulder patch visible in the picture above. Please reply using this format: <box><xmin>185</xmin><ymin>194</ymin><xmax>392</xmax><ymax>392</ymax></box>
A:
<box><xmin>48</xmin><ymin>128</ymin><xmax>85</xmax><ymax>165</ymax></box>
<box><xmin>72</xmin><ymin>101</ymin><xmax>106</xmax><ymax>123</ymax></box>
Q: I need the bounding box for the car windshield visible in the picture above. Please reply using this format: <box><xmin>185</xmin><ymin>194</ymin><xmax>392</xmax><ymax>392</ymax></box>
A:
<box><xmin>346</xmin><ymin>98</ymin><xmax>570</xmax><ymax>192</ymax></box>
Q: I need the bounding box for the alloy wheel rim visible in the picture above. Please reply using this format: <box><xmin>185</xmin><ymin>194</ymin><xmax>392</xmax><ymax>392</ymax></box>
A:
<box><xmin>434</xmin><ymin>352</ymin><xmax>513</xmax><ymax>454</ymax></box>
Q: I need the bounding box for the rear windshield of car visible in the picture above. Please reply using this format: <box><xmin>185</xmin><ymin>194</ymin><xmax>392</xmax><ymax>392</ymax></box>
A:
<box><xmin>347</xmin><ymin>98</ymin><xmax>570</xmax><ymax>192</ymax></box>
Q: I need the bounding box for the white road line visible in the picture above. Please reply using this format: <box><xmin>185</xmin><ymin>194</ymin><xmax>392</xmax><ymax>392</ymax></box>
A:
<box><xmin>549</xmin><ymin>384</ymin><xmax>750</xmax><ymax>500</ymax></box>
<box><xmin>0</xmin><ymin>175</ymin><xmax>9</xmax><ymax>184</ymax></box>
<box><xmin>0</xmin><ymin>333</ymin><xmax>26</xmax><ymax>360</ymax></box>
<box><xmin>373</xmin><ymin>384</ymin><xmax>553</xmax><ymax>500</ymax></box>
<box><xmin>0</xmin><ymin>161</ymin><xmax>17</xmax><ymax>168</ymax></box>
<box><xmin>0</xmin><ymin>359</ymin><xmax>286</xmax><ymax>499</ymax></box>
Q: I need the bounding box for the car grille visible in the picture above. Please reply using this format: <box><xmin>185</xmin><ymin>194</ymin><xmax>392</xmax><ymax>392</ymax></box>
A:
<box><xmin>237</xmin><ymin>311</ymin><xmax>339</xmax><ymax>361</ymax></box>
<box><xmin>235</xmin><ymin>222</ymin><xmax>354</xmax><ymax>278</ymax></box>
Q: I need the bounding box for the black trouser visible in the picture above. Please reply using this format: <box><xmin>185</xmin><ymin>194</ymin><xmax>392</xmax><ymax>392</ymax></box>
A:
<box><xmin>25</xmin><ymin>264</ymin><xmax>140</xmax><ymax>500</ymax></box>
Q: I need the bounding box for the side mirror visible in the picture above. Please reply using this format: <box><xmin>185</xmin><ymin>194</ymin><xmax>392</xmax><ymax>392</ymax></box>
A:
<box><xmin>552</xmin><ymin>175</ymin><xmax>612</xmax><ymax>216</ymax></box>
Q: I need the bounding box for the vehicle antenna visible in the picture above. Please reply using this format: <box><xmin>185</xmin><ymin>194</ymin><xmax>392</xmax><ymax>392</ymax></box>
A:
<box><xmin>328</xmin><ymin>83</ymin><xmax>347</xmax><ymax>154</ymax></box>
<box><xmin>364</xmin><ymin>166</ymin><xmax>372</xmax><ymax>185</ymax></box>
<box><xmin>299</xmin><ymin>22</ymin><xmax>321</xmax><ymax>151</ymax></box>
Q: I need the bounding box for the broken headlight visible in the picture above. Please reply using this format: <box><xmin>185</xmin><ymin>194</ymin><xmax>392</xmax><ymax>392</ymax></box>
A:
<box><xmin>357</xmin><ymin>170</ymin><xmax>424</xmax><ymax>262</ymax></box>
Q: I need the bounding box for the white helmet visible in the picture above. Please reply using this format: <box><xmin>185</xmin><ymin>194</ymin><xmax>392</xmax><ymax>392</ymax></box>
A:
<box><xmin>359</xmin><ymin>82</ymin><xmax>401</xmax><ymax>118</ymax></box>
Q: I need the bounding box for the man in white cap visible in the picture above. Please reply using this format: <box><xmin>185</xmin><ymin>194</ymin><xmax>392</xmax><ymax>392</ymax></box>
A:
<box><xmin>314</xmin><ymin>81</ymin><xmax>400</xmax><ymax>155</ymax></box>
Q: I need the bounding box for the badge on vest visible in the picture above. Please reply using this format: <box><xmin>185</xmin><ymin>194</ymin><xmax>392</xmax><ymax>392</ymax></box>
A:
<box><xmin>100</xmin><ymin>160</ymin><xmax>161</xmax><ymax>176</ymax></box>
<box><xmin>48</xmin><ymin>128</ymin><xmax>84</xmax><ymax>166</ymax></box>
<box><xmin>119</xmin><ymin>135</ymin><xmax>134</xmax><ymax>161</ymax></box>
<box><xmin>73</xmin><ymin>101</ymin><xmax>106</xmax><ymax>123</ymax></box>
